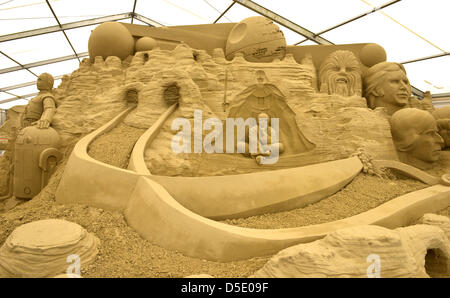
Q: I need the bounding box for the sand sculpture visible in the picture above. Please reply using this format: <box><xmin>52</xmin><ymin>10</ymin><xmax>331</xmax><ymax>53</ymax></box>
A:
<box><xmin>433</xmin><ymin>106</ymin><xmax>450</xmax><ymax>148</ymax></box>
<box><xmin>225</xmin><ymin>16</ymin><xmax>286</xmax><ymax>62</ymax></box>
<box><xmin>318</xmin><ymin>50</ymin><xmax>362</xmax><ymax>97</ymax></box>
<box><xmin>228</xmin><ymin>69</ymin><xmax>315</xmax><ymax>160</ymax></box>
<box><xmin>252</xmin><ymin>224</ymin><xmax>450</xmax><ymax>278</ymax></box>
<box><xmin>0</xmin><ymin>16</ymin><xmax>449</xmax><ymax>278</ymax></box>
<box><xmin>0</xmin><ymin>219</ymin><xmax>99</xmax><ymax>277</ymax></box>
<box><xmin>0</xmin><ymin>73</ymin><xmax>62</xmax><ymax>200</ymax></box>
<box><xmin>363</xmin><ymin>62</ymin><xmax>412</xmax><ymax>116</ymax></box>
<box><xmin>21</xmin><ymin>73</ymin><xmax>56</xmax><ymax>129</ymax></box>
<box><xmin>390</xmin><ymin>108</ymin><xmax>444</xmax><ymax>170</ymax></box>
<box><xmin>238</xmin><ymin>112</ymin><xmax>285</xmax><ymax>165</ymax></box>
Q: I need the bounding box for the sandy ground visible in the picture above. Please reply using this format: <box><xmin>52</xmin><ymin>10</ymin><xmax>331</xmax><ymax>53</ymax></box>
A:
<box><xmin>88</xmin><ymin>123</ymin><xmax>146</xmax><ymax>168</ymax></box>
<box><xmin>220</xmin><ymin>174</ymin><xmax>426</xmax><ymax>228</ymax></box>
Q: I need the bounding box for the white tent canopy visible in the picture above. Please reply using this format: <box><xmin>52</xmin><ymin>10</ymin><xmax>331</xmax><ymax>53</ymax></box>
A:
<box><xmin>1</xmin><ymin>0</ymin><xmax>449</xmax><ymax>109</ymax></box>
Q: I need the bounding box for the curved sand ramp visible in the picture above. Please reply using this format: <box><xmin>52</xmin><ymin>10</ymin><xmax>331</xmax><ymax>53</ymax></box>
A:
<box><xmin>373</xmin><ymin>159</ymin><xmax>450</xmax><ymax>186</ymax></box>
<box><xmin>56</xmin><ymin>107</ymin><xmax>142</xmax><ymax>210</ymax></box>
<box><xmin>149</xmin><ymin>158</ymin><xmax>362</xmax><ymax>219</ymax></box>
<box><xmin>55</xmin><ymin>105</ymin><xmax>450</xmax><ymax>261</ymax></box>
<box><xmin>125</xmin><ymin>176</ymin><xmax>450</xmax><ymax>261</ymax></box>
<box><xmin>59</xmin><ymin>104</ymin><xmax>362</xmax><ymax>218</ymax></box>
<box><xmin>128</xmin><ymin>105</ymin><xmax>362</xmax><ymax>219</ymax></box>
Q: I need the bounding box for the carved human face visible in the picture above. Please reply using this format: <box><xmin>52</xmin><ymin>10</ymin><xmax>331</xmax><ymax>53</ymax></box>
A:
<box><xmin>37</xmin><ymin>74</ymin><xmax>52</xmax><ymax>91</ymax></box>
<box><xmin>377</xmin><ymin>70</ymin><xmax>411</xmax><ymax>108</ymax></box>
<box><xmin>37</xmin><ymin>76</ymin><xmax>48</xmax><ymax>91</ymax></box>
<box><xmin>256</xmin><ymin>71</ymin><xmax>266</xmax><ymax>84</ymax></box>
<box><xmin>319</xmin><ymin>50</ymin><xmax>362</xmax><ymax>97</ymax></box>
<box><xmin>409</xmin><ymin>122</ymin><xmax>444</xmax><ymax>162</ymax></box>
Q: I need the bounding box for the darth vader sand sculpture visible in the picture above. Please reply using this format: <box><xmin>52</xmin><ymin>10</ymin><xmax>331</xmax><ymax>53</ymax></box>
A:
<box><xmin>228</xmin><ymin>70</ymin><xmax>315</xmax><ymax>159</ymax></box>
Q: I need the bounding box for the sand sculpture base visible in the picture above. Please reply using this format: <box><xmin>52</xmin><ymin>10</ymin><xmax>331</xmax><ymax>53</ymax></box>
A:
<box><xmin>0</xmin><ymin>219</ymin><xmax>99</xmax><ymax>278</ymax></box>
<box><xmin>253</xmin><ymin>222</ymin><xmax>450</xmax><ymax>278</ymax></box>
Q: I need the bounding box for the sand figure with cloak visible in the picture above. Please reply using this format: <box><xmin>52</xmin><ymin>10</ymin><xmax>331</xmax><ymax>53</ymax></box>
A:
<box><xmin>228</xmin><ymin>70</ymin><xmax>315</xmax><ymax>156</ymax></box>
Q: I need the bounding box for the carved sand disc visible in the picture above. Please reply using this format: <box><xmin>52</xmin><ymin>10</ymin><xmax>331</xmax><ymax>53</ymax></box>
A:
<box><xmin>0</xmin><ymin>219</ymin><xmax>99</xmax><ymax>278</ymax></box>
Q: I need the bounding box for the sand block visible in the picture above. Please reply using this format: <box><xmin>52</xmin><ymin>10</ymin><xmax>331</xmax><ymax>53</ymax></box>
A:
<box><xmin>252</xmin><ymin>225</ymin><xmax>450</xmax><ymax>278</ymax></box>
<box><xmin>0</xmin><ymin>219</ymin><xmax>99</xmax><ymax>278</ymax></box>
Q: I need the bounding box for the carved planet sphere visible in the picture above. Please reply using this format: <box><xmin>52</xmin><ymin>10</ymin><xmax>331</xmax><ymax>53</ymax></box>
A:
<box><xmin>225</xmin><ymin>16</ymin><xmax>287</xmax><ymax>62</ymax></box>
<box><xmin>135</xmin><ymin>37</ymin><xmax>157</xmax><ymax>52</ymax></box>
<box><xmin>359</xmin><ymin>43</ymin><xmax>387</xmax><ymax>67</ymax></box>
<box><xmin>88</xmin><ymin>22</ymin><xmax>135</xmax><ymax>61</ymax></box>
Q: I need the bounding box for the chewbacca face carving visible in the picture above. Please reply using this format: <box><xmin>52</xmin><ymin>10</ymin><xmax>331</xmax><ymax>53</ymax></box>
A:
<box><xmin>319</xmin><ymin>50</ymin><xmax>362</xmax><ymax>97</ymax></box>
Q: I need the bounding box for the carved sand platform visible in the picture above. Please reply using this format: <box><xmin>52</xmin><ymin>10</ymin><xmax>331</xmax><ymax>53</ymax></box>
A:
<box><xmin>0</xmin><ymin>219</ymin><xmax>99</xmax><ymax>277</ymax></box>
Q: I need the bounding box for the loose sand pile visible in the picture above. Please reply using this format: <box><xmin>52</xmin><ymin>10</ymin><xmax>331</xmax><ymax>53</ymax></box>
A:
<box><xmin>88</xmin><ymin>123</ymin><xmax>146</xmax><ymax>168</ymax></box>
<box><xmin>221</xmin><ymin>174</ymin><xmax>426</xmax><ymax>229</ymax></box>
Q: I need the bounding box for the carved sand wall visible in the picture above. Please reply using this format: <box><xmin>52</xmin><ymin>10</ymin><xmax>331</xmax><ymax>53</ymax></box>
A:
<box><xmin>131</xmin><ymin>45</ymin><xmax>399</xmax><ymax>176</ymax></box>
<box><xmin>0</xmin><ymin>40</ymin><xmax>398</xmax><ymax>178</ymax></box>
<box><xmin>252</xmin><ymin>224</ymin><xmax>450</xmax><ymax>278</ymax></box>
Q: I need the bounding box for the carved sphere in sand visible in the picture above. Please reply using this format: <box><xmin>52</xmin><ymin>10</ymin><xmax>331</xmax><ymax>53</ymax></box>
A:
<box><xmin>136</xmin><ymin>37</ymin><xmax>157</xmax><ymax>52</ymax></box>
<box><xmin>359</xmin><ymin>43</ymin><xmax>387</xmax><ymax>67</ymax></box>
<box><xmin>225</xmin><ymin>16</ymin><xmax>286</xmax><ymax>62</ymax></box>
<box><xmin>88</xmin><ymin>22</ymin><xmax>134</xmax><ymax>61</ymax></box>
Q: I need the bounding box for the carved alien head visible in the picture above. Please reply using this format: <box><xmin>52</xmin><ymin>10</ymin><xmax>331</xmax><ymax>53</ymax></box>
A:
<box><xmin>319</xmin><ymin>50</ymin><xmax>362</xmax><ymax>97</ymax></box>
<box><xmin>364</xmin><ymin>62</ymin><xmax>411</xmax><ymax>116</ymax></box>
<box><xmin>37</xmin><ymin>73</ymin><xmax>54</xmax><ymax>91</ymax></box>
<box><xmin>390</xmin><ymin>108</ymin><xmax>444</xmax><ymax>168</ymax></box>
